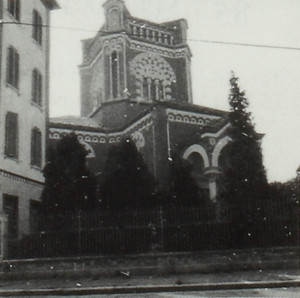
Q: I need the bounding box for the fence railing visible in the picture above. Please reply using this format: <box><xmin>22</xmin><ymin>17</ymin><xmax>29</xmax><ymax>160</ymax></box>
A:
<box><xmin>6</xmin><ymin>201</ymin><xmax>299</xmax><ymax>259</ymax></box>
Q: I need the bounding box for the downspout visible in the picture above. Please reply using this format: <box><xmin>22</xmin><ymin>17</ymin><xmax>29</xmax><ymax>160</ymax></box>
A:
<box><xmin>0</xmin><ymin>1</ymin><xmax>4</xmax><ymax>121</ymax></box>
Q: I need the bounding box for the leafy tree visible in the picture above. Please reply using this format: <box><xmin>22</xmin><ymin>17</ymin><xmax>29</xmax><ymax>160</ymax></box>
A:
<box><xmin>220</xmin><ymin>73</ymin><xmax>268</xmax><ymax>204</ymax></box>
<box><xmin>41</xmin><ymin>133</ymin><xmax>98</xmax><ymax>215</ymax></box>
<box><xmin>100</xmin><ymin>138</ymin><xmax>155</xmax><ymax>210</ymax></box>
<box><xmin>268</xmin><ymin>179</ymin><xmax>299</xmax><ymax>218</ymax></box>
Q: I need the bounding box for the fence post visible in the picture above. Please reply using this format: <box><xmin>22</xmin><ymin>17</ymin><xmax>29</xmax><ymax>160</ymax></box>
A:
<box><xmin>77</xmin><ymin>210</ymin><xmax>82</xmax><ymax>256</ymax></box>
<box><xmin>159</xmin><ymin>206</ymin><xmax>164</xmax><ymax>251</ymax></box>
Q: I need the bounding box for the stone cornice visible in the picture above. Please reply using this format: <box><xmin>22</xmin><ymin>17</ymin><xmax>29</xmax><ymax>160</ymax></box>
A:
<box><xmin>0</xmin><ymin>169</ymin><xmax>44</xmax><ymax>187</ymax></box>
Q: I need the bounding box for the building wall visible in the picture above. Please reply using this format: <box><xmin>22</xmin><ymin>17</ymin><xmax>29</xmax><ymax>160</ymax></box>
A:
<box><xmin>0</xmin><ymin>172</ymin><xmax>43</xmax><ymax>236</ymax></box>
<box><xmin>0</xmin><ymin>0</ymin><xmax>56</xmax><ymax>236</ymax></box>
<box><xmin>0</xmin><ymin>0</ymin><xmax>49</xmax><ymax>181</ymax></box>
<box><xmin>80</xmin><ymin>52</ymin><xmax>105</xmax><ymax>117</ymax></box>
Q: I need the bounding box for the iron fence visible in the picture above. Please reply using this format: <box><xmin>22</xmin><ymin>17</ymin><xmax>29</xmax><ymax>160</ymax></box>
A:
<box><xmin>6</xmin><ymin>201</ymin><xmax>299</xmax><ymax>259</ymax></box>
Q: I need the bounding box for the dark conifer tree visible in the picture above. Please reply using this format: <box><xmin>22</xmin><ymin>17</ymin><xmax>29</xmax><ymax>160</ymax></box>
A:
<box><xmin>41</xmin><ymin>133</ymin><xmax>97</xmax><ymax>215</ymax></box>
<box><xmin>219</xmin><ymin>73</ymin><xmax>269</xmax><ymax>247</ymax></box>
<box><xmin>220</xmin><ymin>73</ymin><xmax>268</xmax><ymax>205</ymax></box>
<box><xmin>100</xmin><ymin>138</ymin><xmax>155</xmax><ymax>210</ymax></box>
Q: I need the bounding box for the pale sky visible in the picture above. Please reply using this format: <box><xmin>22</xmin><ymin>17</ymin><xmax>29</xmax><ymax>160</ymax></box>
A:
<box><xmin>49</xmin><ymin>0</ymin><xmax>300</xmax><ymax>183</ymax></box>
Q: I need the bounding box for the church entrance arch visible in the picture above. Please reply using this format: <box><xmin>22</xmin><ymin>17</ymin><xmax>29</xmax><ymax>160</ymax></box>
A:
<box><xmin>183</xmin><ymin>144</ymin><xmax>210</xmax><ymax>199</ymax></box>
<box><xmin>215</xmin><ymin>137</ymin><xmax>232</xmax><ymax>197</ymax></box>
<box><xmin>183</xmin><ymin>144</ymin><xmax>209</xmax><ymax>168</ymax></box>
<box><xmin>211</xmin><ymin>136</ymin><xmax>232</xmax><ymax>168</ymax></box>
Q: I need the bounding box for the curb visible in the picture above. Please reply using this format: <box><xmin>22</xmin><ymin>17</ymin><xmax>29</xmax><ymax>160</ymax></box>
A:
<box><xmin>0</xmin><ymin>260</ymin><xmax>298</xmax><ymax>281</ymax></box>
<box><xmin>0</xmin><ymin>280</ymin><xmax>299</xmax><ymax>296</ymax></box>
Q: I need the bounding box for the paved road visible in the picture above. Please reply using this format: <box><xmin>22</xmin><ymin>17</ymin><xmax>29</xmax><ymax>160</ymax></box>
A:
<box><xmin>20</xmin><ymin>287</ymin><xmax>300</xmax><ymax>297</ymax></box>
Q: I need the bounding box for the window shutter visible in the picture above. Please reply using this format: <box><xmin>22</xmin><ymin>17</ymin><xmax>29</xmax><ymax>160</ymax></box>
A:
<box><xmin>31</xmin><ymin>128</ymin><xmax>42</xmax><ymax>167</ymax></box>
<box><xmin>14</xmin><ymin>50</ymin><xmax>19</xmax><ymax>88</ymax></box>
<box><xmin>5</xmin><ymin>113</ymin><xmax>18</xmax><ymax>158</ymax></box>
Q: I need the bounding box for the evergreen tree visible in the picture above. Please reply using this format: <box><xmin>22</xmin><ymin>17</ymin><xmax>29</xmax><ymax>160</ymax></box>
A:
<box><xmin>41</xmin><ymin>133</ymin><xmax>98</xmax><ymax>214</ymax></box>
<box><xmin>100</xmin><ymin>138</ymin><xmax>155</xmax><ymax>210</ymax></box>
<box><xmin>219</xmin><ymin>73</ymin><xmax>269</xmax><ymax>247</ymax></box>
<box><xmin>220</xmin><ymin>73</ymin><xmax>268</xmax><ymax>204</ymax></box>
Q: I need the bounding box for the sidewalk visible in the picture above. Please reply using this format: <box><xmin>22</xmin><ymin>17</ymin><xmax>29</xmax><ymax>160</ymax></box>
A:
<box><xmin>0</xmin><ymin>269</ymin><xmax>299</xmax><ymax>296</ymax></box>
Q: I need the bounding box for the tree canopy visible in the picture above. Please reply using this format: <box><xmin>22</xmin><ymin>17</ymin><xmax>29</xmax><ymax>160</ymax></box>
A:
<box><xmin>41</xmin><ymin>133</ymin><xmax>98</xmax><ymax>214</ymax></box>
<box><xmin>100</xmin><ymin>138</ymin><xmax>155</xmax><ymax>210</ymax></box>
<box><xmin>164</xmin><ymin>153</ymin><xmax>211</xmax><ymax>208</ymax></box>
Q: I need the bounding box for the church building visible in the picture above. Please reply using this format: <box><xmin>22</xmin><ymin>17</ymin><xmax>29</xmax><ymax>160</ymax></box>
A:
<box><xmin>49</xmin><ymin>0</ymin><xmax>232</xmax><ymax>201</ymax></box>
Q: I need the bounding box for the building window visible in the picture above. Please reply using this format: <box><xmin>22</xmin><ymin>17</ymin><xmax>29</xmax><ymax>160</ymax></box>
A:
<box><xmin>8</xmin><ymin>0</ymin><xmax>20</xmax><ymax>21</ymax></box>
<box><xmin>6</xmin><ymin>46</ymin><xmax>19</xmax><ymax>89</ymax></box>
<box><xmin>111</xmin><ymin>51</ymin><xmax>118</xmax><ymax>98</ymax></box>
<box><xmin>3</xmin><ymin>195</ymin><xmax>18</xmax><ymax>239</ymax></box>
<box><xmin>33</xmin><ymin>10</ymin><xmax>43</xmax><ymax>45</ymax></box>
<box><xmin>142</xmin><ymin>77</ymin><xmax>165</xmax><ymax>101</ymax></box>
<box><xmin>5</xmin><ymin>112</ymin><xmax>18</xmax><ymax>159</ymax></box>
<box><xmin>32</xmin><ymin>69</ymin><xmax>42</xmax><ymax>106</ymax></box>
<box><xmin>31</xmin><ymin>128</ymin><xmax>42</xmax><ymax>167</ymax></box>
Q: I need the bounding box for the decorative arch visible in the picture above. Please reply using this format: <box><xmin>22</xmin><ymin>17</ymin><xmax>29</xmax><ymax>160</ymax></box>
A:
<box><xmin>211</xmin><ymin>136</ymin><xmax>232</xmax><ymax>167</ymax></box>
<box><xmin>130</xmin><ymin>52</ymin><xmax>176</xmax><ymax>101</ymax></box>
<box><xmin>79</xmin><ymin>141</ymin><xmax>96</xmax><ymax>159</ymax></box>
<box><xmin>182</xmin><ymin>144</ymin><xmax>210</xmax><ymax>168</ymax></box>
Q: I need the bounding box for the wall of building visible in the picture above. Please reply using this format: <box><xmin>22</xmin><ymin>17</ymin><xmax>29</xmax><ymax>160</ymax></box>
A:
<box><xmin>0</xmin><ymin>0</ymin><xmax>49</xmax><ymax>182</ymax></box>
<box><xmin>0</xmin><ymin>0</ymin><xmax>55</xmax><ymax>236</ymax></box>
<box><xmin>0</xmin><ymin>173</ymin><xmax>43</xmax><ymax>236</ymax></box>
<box><xmin>80</xmin><ymin>52</ymin><xmax>105</xmax><ymax>116</ymax></box>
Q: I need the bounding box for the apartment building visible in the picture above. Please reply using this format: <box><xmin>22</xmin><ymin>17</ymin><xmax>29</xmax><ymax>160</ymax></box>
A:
<box><xmin>0</xmin><ymin>0</ymin><xmax>59</xmax><ymax>237</ymax></box>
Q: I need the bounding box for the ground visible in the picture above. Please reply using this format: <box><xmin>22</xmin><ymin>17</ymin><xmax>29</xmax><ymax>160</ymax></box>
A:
<box><xmin>20</xmin><ymin>287</ymin><xmax>300</xmax><ymax>297</ymax></box>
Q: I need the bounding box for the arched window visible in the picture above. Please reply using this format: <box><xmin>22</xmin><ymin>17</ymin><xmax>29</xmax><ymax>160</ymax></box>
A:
<box><xmin>142</xmin><ymin>77</ymin><xmax>148</xmax><ymax>100</ymax></box>
<box><xmin>111</xmin><ymin>51</ymin><xmax>118</xmax><ymax>98</ymax></box>
<box><xmin>130</xmin><ymin>53</ymin><xmax>176</xmax><ymax>102</ymax></box>
<box><xmin>151</xmin><ymin>79</ymin><xmax>156</xmax><ymax>101</ymax></box>
<box><xmin>108</xmin><ymin>8</ymin><xmax>120</xmax><ymax>31</ymax></box>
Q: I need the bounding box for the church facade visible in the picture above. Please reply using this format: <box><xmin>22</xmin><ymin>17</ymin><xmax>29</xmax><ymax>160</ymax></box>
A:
<box><xmin>49</xmin><ymin>0</ymin><xmax>232</xmax><ymax>201</ymax></box>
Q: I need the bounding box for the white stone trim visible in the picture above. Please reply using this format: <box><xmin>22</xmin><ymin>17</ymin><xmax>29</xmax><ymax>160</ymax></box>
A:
<box><xmin>79</xmin><ymin>51</ymin><xmax>103</xmax><ymax>70</ymax></box>
<box><xmin>49</xmin><ymin>114</ymin><xmax>153</xmax><ymax>144</ymax></box>
<box><xmin>211</xmin><ymin>136</ymin><xmax>232</xmax><ymax>167</ymax></box>
<box><xmin>79</xmin><ymin>141</ymin><xmax>96</xmax><ymax>158</ymax></box>
<box><xmin>209</xmin><ymin>180</ymin><xmax>217</xmax><ymax>202</ymax></box>
<box><xmin>166</xmin><ymin>109</ymin><xmax>220</xmax><ymax>126</ymax></box>
<box><xmin>182</xmin><ymin>144</ymin><xmax>210</xmax><ymax>168</ymax></box>
<box><xmin>201</xmin><ymin>123</ymin><xmax>231</xmax><ymax>139</ymax></box>
<box><xmin>129</xmin><ymin>39</ymin><xmax>190</xmax><ymax>59</ymax></box>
